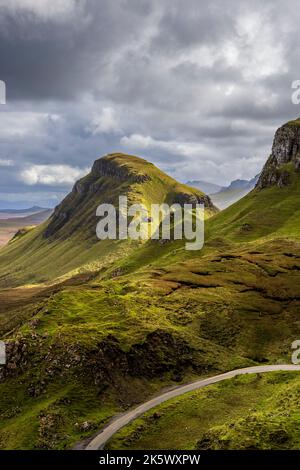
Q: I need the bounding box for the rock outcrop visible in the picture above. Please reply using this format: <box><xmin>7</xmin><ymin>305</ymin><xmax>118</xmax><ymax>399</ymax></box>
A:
<box><xmin>256</xmin><ymin>119</ymin><xmax>300</xmax><ymax>190</ymax></box>
<box><xmin>91</xmin><ymin>154</ymin><xmax>151</xmax><ymax>183</ymax></box>
<box><xmin>173</xmin><ymin>192</ymin><xmax>215</xmax><ymax>210</ymax></box>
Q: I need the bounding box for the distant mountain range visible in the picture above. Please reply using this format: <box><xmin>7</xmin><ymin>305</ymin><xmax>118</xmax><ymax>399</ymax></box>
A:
<box><xmin>220</xmin><ymin>175</ymin><xmax>259</xmax><ymax>192</ymax></box>
<box><xmin>0</xmin><ymin>206</ymin><xmax>49</xmax><ymax>219</ymax></box>
<box><xmin>185</xmin><ymin>180</ymin><xmax>222</xmax><ymax>194</ymax></box>
<box><xmin>187</xmin><ymin>175</ymin><xmax>259</xmax><ymax>209</ymax></box>
<box><xmin>0</xmin><ymin>207</ymin><xmax>52</xmax><ymax>247</ymax></box>
<box><xmin>0</xmin><ymin>205</ymin><xmax>47</xmax><ymax>213</ymax></box>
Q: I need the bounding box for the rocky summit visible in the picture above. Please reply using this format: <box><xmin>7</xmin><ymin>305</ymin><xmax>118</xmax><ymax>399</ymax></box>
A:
<box><xmin>256</xmin><ymin>119</ymin><xmax>300</xmax><ymax>189</ymax></box>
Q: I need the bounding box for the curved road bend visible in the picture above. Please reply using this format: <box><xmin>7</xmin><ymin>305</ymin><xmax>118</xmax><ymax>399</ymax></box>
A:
<box><xmin>85</xmin><ymin>364</ymin><xmax>300</xmax><ymax>450</ymax></box>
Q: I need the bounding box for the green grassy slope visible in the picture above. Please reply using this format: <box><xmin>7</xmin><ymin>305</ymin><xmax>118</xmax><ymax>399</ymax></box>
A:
<box><xmin>0</xmin><ymin>232</ymin><xmax>299</xmax><ymax>449</ymax></box>
<box><xmin>207</xmin><ymin>167</ymin><xmax>300</xmax><ymax>244</ymax></box>
<box><xmin>106</xmin><ymin>372</ymin><xmax>300</xmax><ymax>450</ymax></box>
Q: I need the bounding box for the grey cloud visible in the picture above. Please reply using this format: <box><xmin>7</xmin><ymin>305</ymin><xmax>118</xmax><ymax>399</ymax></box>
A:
<box><xmin>1</xmin><ymin>0</ymin><xmax>300</xmax><ymax>204</ymax></box>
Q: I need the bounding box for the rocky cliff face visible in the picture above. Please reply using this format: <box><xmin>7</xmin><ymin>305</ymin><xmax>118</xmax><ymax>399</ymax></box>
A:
<box><xmin>172</xmin><ymin>192</ymin><xmax>215</xmax><ymax>210</ymax></box>
<box><xmin>91</xmin><ymin>154</ymin><xmax>150</xmax><ymax>184</ymax></box>
<box><xmin>256</xmin><ymin>119</ymin><xmax>300</xmax><ymax>190</ymax></box>
<box><xmin>44</xmin><ymin>154</ymin><xmax>152</xmax><ymax>238</ymax></box>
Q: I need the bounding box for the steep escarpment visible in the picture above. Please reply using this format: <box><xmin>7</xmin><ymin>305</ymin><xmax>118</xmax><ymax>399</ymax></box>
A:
<box><xmin>256</xmin><ymin>119</ymin><xmax>300</xmax><ymax>189</ymax></box>
<box><xmin>91</xmin><ymin>154</ymin><xmax>151</xmax><ymax>183</ymax></box>
<box><xmin>206</xmin><ymin>119</ymin><xmax>300</xmax><ymax>243</ymax></box>
<box><xmin>44</xmin><ymin>154</ymin><xmax>151</xmax><ymax>239</ymax></box>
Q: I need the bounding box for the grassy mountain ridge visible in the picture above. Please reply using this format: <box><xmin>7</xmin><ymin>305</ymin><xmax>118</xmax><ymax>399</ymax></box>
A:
<box><xmin>0</xmin><ymin>153</ymin><xmax>217</xmax><ymax>287</ymax></box>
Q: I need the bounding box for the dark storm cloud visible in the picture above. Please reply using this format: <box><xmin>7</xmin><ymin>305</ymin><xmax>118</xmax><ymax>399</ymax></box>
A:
<box><xmin>150</xmin><ymin>1</ymin><xmax>235</xmax><ymax>50</ymax></box>
<box><xmin>0</xmin><ymin>0</ymin><xmax>154</xmax><ymax>101</ymax></box>
<box><xmin>0</xmin><ymin>0</ymin><xmax>300</xmax><ymax>206</ymax></box>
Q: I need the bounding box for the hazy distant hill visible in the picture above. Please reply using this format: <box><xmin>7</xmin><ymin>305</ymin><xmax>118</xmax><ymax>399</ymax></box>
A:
<box><xmin>210</xmin><ymin>175</ymin><xmax>259</xmax><ymax>209</ymax></box>
<box><xmin>0</xmin><ymin>209</ymin><xmax>52</xmax><ymax>247</ymax></box>
<box><xmin>221</xmin><ymin>176</ymin><xmax>258</xmax><ymax>191</ymax></box>
<box><xmin>185</xmin><ymin>180</ymin><xmax>222</xmax><ymax>194</ymax></box>
<box><xmin>187</xmin><ymin>176</ymin><xmax>259</xmax><ymax>209</ymax></box>
<box><xmin>0</xmin><ymin>206</ymin><xmax>49</xmax><ymax>219</ymax></box>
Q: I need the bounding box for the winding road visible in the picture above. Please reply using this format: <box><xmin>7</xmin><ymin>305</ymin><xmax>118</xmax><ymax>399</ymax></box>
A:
<box><xmin>85</xmin><ymin>364</ymin><xmax>300</xmax><ymax>450</ymax></box>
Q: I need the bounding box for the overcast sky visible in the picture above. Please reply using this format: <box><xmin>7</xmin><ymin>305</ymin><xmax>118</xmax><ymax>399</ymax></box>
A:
<box><xmin>0</xmin><ymin>0</ymin><xmax>300</xmax><ymax>207</ymax></box>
